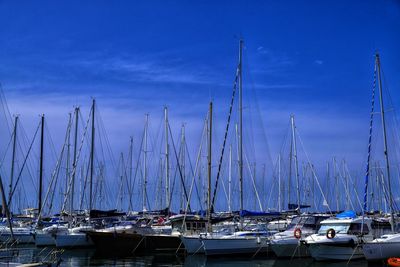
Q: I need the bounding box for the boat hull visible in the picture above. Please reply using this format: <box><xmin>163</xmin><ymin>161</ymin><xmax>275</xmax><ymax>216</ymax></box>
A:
<box><xmin>270</xmin><ymin>240</ymin><xmax>309</xmax><ymax>258</ymax></box>
<box><xmin>87</xmin><ymin>231</ymin><xmax>144</xmax><ymax>255</ymax></box>
<box><xmin>202</xmin><ymin>237</ymin><xmax>270</xmax><ymax>256</ymax></box>
<box><xmin>363</xmin><ymin>242</ymin><xmax>400</xmax><ymax>261</ymax></box>
<box><xmin>143</xmin><ymin>234</ymin><xmax>184</xmax><ymax>252</ymax></box>
<box><xmin>180</xmin><ymin>236</ymin><xmax>205</xmax><ymax>254</ymax></box>
<box><xmin>55</xmin><ymin>233</ymin><xmax>93</xmax><ymax>248</ymax></box>
<box><xmin>35</xmin><ymin>233</ymin><xmax>56</xmax><ymax>247</ymax></box>
<box><xmin>308</xmin><ymin>243</ymin><xmax>364</xmax><ymax>261</ymax></box>
<box><xmin>0</xmin><ymin>233</ymin><xmax>35</xmax><ymax>244</ymax></box>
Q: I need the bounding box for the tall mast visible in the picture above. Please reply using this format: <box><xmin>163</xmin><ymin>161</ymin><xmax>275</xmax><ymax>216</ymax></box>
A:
<box><xmin>376</xmin><ymin>53</ymin><xmax>395</xmax><ymax>232</ymax></box>
<box><xmin>143</xmin><ymin>114</ymin><xmax>149</xmax><ymax>212</ymax></box>
<box><xmin>207</xmin><ymin>101</ymin><xmax>212</xmax><ymax>230</ymax></box>
<box><xmin>326</xmin><ymin>161</ymin><xmax>330</xmax><ymax>209</ymax></box>
<box><xmin>128</xmin><ymin>137</ymin><xmax>133</xmax><ymax>211</ymax></box>
<box><xmin>290</xmin><ymin>115</ymin><xmax>301</xmax><ymax>211</ymax></box>
<box><xmin>180</xmin><ymin>124</ymin><xmax>186</xmax><ymax>211</ymax></box>
<box><xmin>38</xmin><ymin>114</ymin><xmax>45</xmax><ymax>214</ymax></box>
<box><xmin>228</xmin><ymin>144</ymin><xmax>232</xmax><ymax>212</ymax></box>
<box><xmin>8</xmin><ymin>115</ymin><xmax>18</xmax><ymax>209</ymax></box>
<box><xmin>288</xmin><ymin>129</ymin><xmax>293</xmax><ymax>208</ymax></box>
<box><xmin>238</xmin><ymin>39</ymin><xmax>244</xmax><ymax>225</ymax></box>
<box><xmin>334</xmin><ymin>158</ymin><xmax>339</xmax><ymax>211</ymax></box>
<box><xmin>89</xmin><ymin>100</ymin><xmax>95</xmax><ymax>212</ymax></box>
<box><xmin>71</xmin><ymin>107</ymin><xmax>79</xmax><ymax>213</ymax></box>
<box><xmin>164</xmin><ymin>107</ymin><xmax>170</xmax><ymax>209</ymax></box>
<box><xmin>278</xmin><ymin>153</ymin><xmax>281</xmax><ymax>211</ymax></box>
<box><xmin>65</xmin><ymin>113</ymin><xmax>71</xmax><ymax>211</ymax></box>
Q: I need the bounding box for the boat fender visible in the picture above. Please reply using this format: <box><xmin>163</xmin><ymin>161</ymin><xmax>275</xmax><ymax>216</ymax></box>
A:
<box><xmin>294</xmin><ymin>228</ymin><xmax>302</xmax><ymax>239</ymax></box>
<box><xmin>326</xmin><ymin>228</ymin><xmax>335</xmax><ymax>239</ymax></box>
<box><xmin>388</xmin><ymin>258</ymin><xmax>400</xmax><ymax>267</ymax></box>
<box><xmin>257</xmin><ymin>236</ymin><xmax>261</xmax><ymax>244</ymax></box>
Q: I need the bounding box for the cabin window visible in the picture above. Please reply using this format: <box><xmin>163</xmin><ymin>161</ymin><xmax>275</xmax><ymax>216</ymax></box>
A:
<box><xmin>371</xmin><ymin>221</ymin><xmax>392</xmax><ymax>230</ymax></box>
<box><xmin>303</xmin><ymin>217</ymin><xmax>317</xmax><ymax>230</ymax></box>
<box><xmin>348</xmin><ymin>223</ymin><xmax>369</xmax><ymax>235</ymax></box>
<box><xmin>318</xmin><ymin>223</ymin><xmax>349</xmax><ymax>234</ymax></box>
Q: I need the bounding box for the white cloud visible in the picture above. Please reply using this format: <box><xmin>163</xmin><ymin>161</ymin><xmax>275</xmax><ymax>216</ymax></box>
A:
<box><xmin>314</xmin><ymin>59</ymin><xmax>324</xmax><ymax>65</ymax></box>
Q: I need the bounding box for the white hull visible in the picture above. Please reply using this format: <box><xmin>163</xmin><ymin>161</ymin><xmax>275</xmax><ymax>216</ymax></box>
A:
<box><xmin>308</xmin><ymin>244</ymin><xmax>364</xmax><ymax>261</ymax></box>
<box><xmin>180</xmin><ymin>236</ymin><xmax>205</xmax><ymax>254</ymax></box>
<box><xmin>363</xmin><ymin>242</ymin><xmax>400</xmax><ymax>261</ymax></box>
<box><xmin>0</xmin><ymin>233</ymin><xmax>35</xmax><ymax>244</ymax></box>
<box><xmin>270</xmin><ymin>240</ymin><xmax>309</xmax><ymax>258</ymax></box>
<box><xmin>55</xmin><ymin>233</ymin><xmax>93</xmax><ymax>248</ymax></box>
<box><xmin>35</xmin><ymin>233</ymin><xmax>56</xmax><ymax>246</ymax></box>
<box><xmin>202</xmin><ymin>237</ymin><xmax>269</xmax><ymax>256</ymax></box>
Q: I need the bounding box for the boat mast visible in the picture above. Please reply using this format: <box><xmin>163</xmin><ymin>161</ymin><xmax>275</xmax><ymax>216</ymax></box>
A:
<box><xmin>288</xmin><ymin>129</ymin><xmax>293</xmax><ymax>209</ymax></box>
<box><xmin>38</xmin><ymin>114</ymin><xmax>45</xmax><ymax>215</ymax></box>
<box><xmin>143</xmin><ymin>114</ymin><xmax>149</xmax><ymax>212</ymax></box>
<box><xmin>334</xmin><ymin>158</ymin><xmax>339</xmax><ymax>211</ymax></box>
<box><xmin>128</xmin><ymin>137</ymin><xmax>134</xmax><ymax>211</ymax></box>
<box><xmin>164</xmin><ymin>107</ymin><xmax>170</xmax><ymax>210</ymax></box>
<box><xmin>180</xmin><ymin>124</ymin><xmax>186</xmax><ymax>211</ymax></box>
<box><xmin>207</xmin><ymin>101</ymin><xmax>213</xmax><ymax>231</ymax></box>
<box><xmin>376</xmin><ymin>53</ymin><xmax>395</xmax><ymax>232</ymax></box>
<box><xmin>71</xmin><ymin>107</ymin><xmax>79</xmax><ymax>213</ymax></box>
<box><xmin>228</xmin><ymin>144</ymin><xmax>232</xmax><ymax>212</ymax></box>
<box><xmin>8</xmin><ymin>115</ymin><xmax>18</xmax><ymax>209</ymax></box>
<box><xmin>290</xmin><ymin>115</ymin><xmax>301</xmax><ymax>211</ymax></box>
<box><xmin>278</xmin><ymin>153</ymin><xmax>281</xmax><ymax>211</ymax></box>
<box><xmin>65</xmin><ymin>113</ymin><xmax>71</xmax><ymax>211</ymax></box>
<box><xmin>89</xmin><ymin>99</ymin><xmax>95</xmax><ymax>213</ymax></box>
<box><xmin>238</xmin><ymin>39</ymin><xmax>244</xmax><ymax>228</ymax></box>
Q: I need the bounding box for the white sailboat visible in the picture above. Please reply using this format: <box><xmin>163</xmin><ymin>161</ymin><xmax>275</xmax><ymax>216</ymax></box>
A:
<box><xmin>304</xmin><ymin>212</ymin><xmax>391</xmax><ymax>261</ymax></box>
<box><xmin>363</xmin><ymin>232</ymin><xmax>400</xmax><ymax>261</ymax></box>
<box><xmin>54</xmin><ymin>225</ymin><xmax>94</xmax><ymax>248</ymax></box>
<box><xmin>35</xmin><ymin>224</ymin><xmax>69</xmax><ymax>246</ymax></box>
<box><xmin>304</xmin><ymin>214</ymin><xmax>370</xmax><ymax>261</ymax></box>
<box><xmin>0</xmin><ymin>224</ymin><xmax>35</xmax><ymax>244</ymax></box>
<box><xmin>269</xmin><ymin>214</ymin><xmax>329</xmax><ymax>258</ymax></box>
<box><xmin>55</xmin><ymin>100</ymin><xmax>97</xmax><ymax>249</ymax></box>
<box><xmin>361</xmin><ymin>53</ymin><xmax>400</xmax><ymax>261</ymax></box>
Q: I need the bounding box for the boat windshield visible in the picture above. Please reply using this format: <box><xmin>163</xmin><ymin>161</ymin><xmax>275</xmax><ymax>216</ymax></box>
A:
<box><xmin>287</xmin><ymin>216</ymin><xmax>316</xmax><ymax>230</ymax></box>
<box><xmin>318</xmin><ymin>223</ymin><xmax>350</xmax><ymax>234</ymax></box>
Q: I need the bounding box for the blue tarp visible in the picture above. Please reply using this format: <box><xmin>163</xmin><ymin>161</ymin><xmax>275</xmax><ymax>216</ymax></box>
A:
<box><xmin>336</xmin><ymin>210</ymin><xmax>357</xmax><ymax>219</ymax></box>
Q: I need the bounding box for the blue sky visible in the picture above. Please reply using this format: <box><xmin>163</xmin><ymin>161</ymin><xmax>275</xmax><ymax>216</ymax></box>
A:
<box><xmin>0</xmin><ymin>1</ymin><xmax>399</xmax><ymax>212</ymax></box>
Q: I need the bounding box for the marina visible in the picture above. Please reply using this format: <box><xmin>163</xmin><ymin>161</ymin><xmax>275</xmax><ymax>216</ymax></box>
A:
<box><xmin>0</xmin><ymin>1</ymin><xmax>399</xmax><ymax>266</ymax></box>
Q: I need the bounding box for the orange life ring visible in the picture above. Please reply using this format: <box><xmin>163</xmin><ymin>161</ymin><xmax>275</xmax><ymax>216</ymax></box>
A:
<box><xmin>388</xmin><ymin>258</ymin><xmax>400</xmax><ymax>267</ymax></box>
<box><xmin>294</xmin><ymin>228</ymin><xmax>302</xmax><ymax>239</ymax></box>
<box><xmin>326</xmin><ymin>228</ymin><xmax>336</xmax><ymax>239</ymax></box>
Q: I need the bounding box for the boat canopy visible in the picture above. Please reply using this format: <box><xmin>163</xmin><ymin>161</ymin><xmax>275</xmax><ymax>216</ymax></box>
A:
<box><xmin>336</xmin><ymin>210</ymin><xmax>357</xmax><ymax>219</ymax></box>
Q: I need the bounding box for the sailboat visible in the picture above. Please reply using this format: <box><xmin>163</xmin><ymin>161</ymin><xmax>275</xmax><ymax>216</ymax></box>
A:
<box><xmin>270</xmin><ymin>213</ymin><xmax>329</xmax><ymax>258</ymax></box>
<box><xmin>361</xmin><ymin>53</ymin><xmax>400</xmax><ymax>261</ymax></box>
<box><xmin>0</xmin><ymin>115</ymin><xmax>44</xmax><ymax>245</ymax></box>
<box><xmin>192</xmin><ymin>40</ymin><xmax>273</xmax><ymax>256</ymax></box>
<box><xmin>55</xmin><ymin>100</ymin><xmax>97</xmax><ymax>248</ymax></box>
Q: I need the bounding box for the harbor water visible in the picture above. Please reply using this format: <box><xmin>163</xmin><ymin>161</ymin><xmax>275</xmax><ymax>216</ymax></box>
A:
<box><xmin>0</xmin><ymin>246</ymin><xmax>385</xmax><ymax>266</ymax></box>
